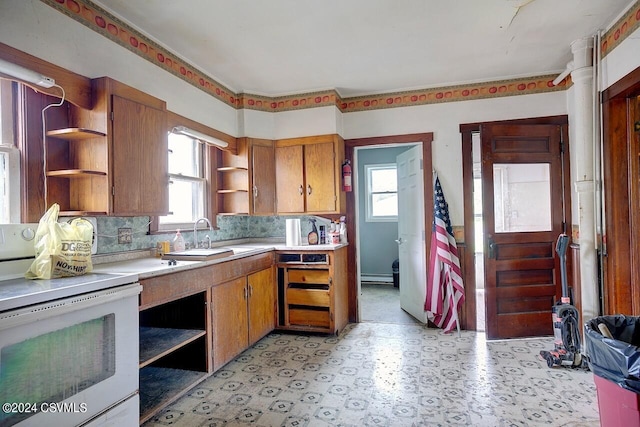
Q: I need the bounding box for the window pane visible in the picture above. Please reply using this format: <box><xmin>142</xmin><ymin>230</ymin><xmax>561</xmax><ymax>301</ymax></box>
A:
<box><xmin>168</xmin><ymin>133</ymin><xmax>199</xmax><ymax>176</ymax></box>
<box><xmin>493</xmin><ymin>163</ymin><xmax>551</xmax><ymax>232</ymax></box>
<box><xmin>164</xmin><ymin>178</ymin><xmax>204</xmax><ymax>223</ymax></box>
<box><xmin>371</xmin><ymin>168</ymin><xmax>397</xmax><ymax>192</ymax></box>
<box><xmin>372</xmin><ymin>193</ymin><xmax>398</xmax><ymax>217</ymax></box>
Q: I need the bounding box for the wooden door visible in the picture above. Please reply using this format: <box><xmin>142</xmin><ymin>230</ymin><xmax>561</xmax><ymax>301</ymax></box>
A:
<box><xmin>481</xmin><ymin>123</ymin><xmax>567</xmax><ymax>339</ymax></box>
<box><xmin>305</xmin><ymin>142</ymin><xmax>336</xmax><ymax>213</ymax></box>
<box><xmin>111</xmin><ymin>95</ymin><xmax>168</xmax><ymax>215</ymax></box>
<box><xmin>275</xmin><ymin>145</ymin><xmax>305</xmax><ymax>213</ymax></box>
<box><xmin>397</xmin><ymin>145</ymin><xmax>427</xmax><ymax>323</ymax></box>
<box><xmin>251</xmin><ymin>143</ymin><xmax>276</xmax><ymax>215</ymax></box>
<box><xmin>211</xmin><ymin>277</ymin><xmax>248</xmax><ymax>370</ymax></box>
<box><xmin>248</xmin><ymin>267</ymin><xmax>276</xmax><ymax>345</ymax></box>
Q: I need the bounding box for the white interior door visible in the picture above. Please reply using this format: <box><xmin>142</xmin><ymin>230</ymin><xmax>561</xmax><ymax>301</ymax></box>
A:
<box><xmin>397</xmin><ymin>145</ymin><xmax>427</xmax><ymax>323</ymax></box>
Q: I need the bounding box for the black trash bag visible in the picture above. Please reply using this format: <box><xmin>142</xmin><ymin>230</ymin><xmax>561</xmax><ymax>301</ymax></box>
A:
<box><xmin>584</xmin><ymin>315</ymin><xmax>640</xmax><ymax>393</ymax></box>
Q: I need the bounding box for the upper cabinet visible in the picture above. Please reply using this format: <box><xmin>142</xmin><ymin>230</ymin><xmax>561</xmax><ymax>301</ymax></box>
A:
<box><xmin>275</xmin><ymin>134</ymin><xmax>346</xmax><ymax>215</ymax></box>
<box><xmin>45</xmin><ymin>77</ymin><xmax>169</xmax><ymax>216</ymax></box>
<box><xmin>217</xmin><ymin>137</ymin><xmax>276</xmax><ymax>215</ymax></box>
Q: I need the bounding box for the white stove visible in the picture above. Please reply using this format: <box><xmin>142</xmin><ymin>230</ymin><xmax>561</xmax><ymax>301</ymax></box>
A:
<box><xmin>0</xmin><ymin>223</ymin><xmax>141</xmax><ymax>426</ymax></box>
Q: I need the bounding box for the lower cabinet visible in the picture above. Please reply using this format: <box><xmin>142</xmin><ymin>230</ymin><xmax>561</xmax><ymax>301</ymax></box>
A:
<box><xmin>276</xmin><ymin>246</ymin><xmax>348</xmax><ymax>335</ymax></box>
<box><xmin>211</xmin><ymin>266</ymin><xmax>276</xmax><ymax>371</ymax></box>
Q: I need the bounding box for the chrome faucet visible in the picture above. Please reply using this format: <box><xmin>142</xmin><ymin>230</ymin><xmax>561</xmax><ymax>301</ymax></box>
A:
<box><xmin>193</xmin><ymin>217</ymin><xmax>213</xmax><ymax>249</ymax></box>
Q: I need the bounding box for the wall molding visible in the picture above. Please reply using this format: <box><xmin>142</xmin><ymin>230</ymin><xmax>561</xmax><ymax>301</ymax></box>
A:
<box><xmin>41</xmin><ymin>0</ymin><xmax>639</xmax><ymax>113</ymax></box>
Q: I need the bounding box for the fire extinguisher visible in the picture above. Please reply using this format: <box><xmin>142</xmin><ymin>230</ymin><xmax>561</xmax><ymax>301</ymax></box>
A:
<box><xmin>342</xmin><ymin>160</ymin><xmax>352</xmax><ymax>192</ymax></box>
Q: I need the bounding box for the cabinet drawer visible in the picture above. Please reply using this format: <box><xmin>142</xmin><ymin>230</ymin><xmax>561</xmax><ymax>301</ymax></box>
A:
<box><xmin>289</xmin><ymin>308</ymin><xmax>330</xmax><ymax>328</ymax></box>
<box><xmin>287</xmin><ymin>288</ymin><xmax>330</xmax><ymax>307</ymax></box>
<box><xmin>287</xmin><ymin>269</ymin><xmax>329</xmax><ymax>285</ymax></box>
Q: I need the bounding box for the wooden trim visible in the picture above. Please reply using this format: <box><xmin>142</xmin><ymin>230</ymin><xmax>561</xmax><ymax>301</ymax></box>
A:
<box><xmin>602</xmin><ymin>65</ymin><xmax>640</xmax><ymax>102</ymax></box>
<box><xmin>459</xmin><ymin>115</ymin><xmax>569</xmax><ymax>133</ymax></box>
<box><xmin>345</xmin><ymin>133</ymin><xmax>433</xmax><ymax>324</ymax></box>
<box><xmin>0</xmin><ymin>42</ymin><xmax>91</xmax><ymax>110</ymax></box>
<box><xmin>461</xmin><ymin>130</ymin><xmax>476</xmax><ymax>331</ymax></box>
<box><xmin>602</xmin><ymin>96</ymin><xmax>634</xmax><ymax>314</ymax></box>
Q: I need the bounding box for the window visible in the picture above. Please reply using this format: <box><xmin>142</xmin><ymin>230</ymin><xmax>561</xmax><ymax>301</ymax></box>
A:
<box><xmin>0</xmin><ymin>80</ymin><xmax>20</xmax><ymax>223</ymax></box>
<box><xmin>365</xmin><ymin>163</ymin><xmax>398</xmax><ymax>222</ymax></box>
<box><xmin>158</xmin><ymin>131</ymin><xmax>207</xmax><ymax>230</ymax></box>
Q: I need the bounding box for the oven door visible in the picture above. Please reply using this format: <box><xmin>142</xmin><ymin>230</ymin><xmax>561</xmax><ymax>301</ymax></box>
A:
<box><xmin>0</xmin><ymin>283</ymin><xmax>141</xmax><ymax>427</ymax></box>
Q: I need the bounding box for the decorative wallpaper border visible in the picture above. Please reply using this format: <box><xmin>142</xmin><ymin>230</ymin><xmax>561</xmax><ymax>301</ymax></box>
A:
<box><xmin>601</xmin><ymin>1</ymin><xmax>640</xmax><ymax>57</ymax></box>
<box><xmin>41</xmin><ymin>0</ymin><xmax>638</xmax><ymax>114</ymax></box>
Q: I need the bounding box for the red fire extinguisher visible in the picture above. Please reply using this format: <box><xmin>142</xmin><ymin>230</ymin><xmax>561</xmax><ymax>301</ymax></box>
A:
<box><xmin>342</xmin><ymin>160</ymin><xmax>352</xmax><ymax>192</ymax></box>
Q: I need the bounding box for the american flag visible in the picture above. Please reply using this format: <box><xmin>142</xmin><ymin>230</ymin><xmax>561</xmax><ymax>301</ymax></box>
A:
<box><xmin>425</xmin><ymin>173</ymin><xmax>465</xmax><ymax>334</ymax></box>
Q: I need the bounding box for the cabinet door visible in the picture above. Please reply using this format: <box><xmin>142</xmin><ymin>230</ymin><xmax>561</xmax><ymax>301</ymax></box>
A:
<box><xmin>248</xmin><ymin>267</ymin><xmax>276</xmax><ymax>345</ymax></box>
<box><xmin>275</xmin><ymin>145</ymin><xmax>305</xmax><ymax>213</ymax></box>
<box><xmin>252</xmin><ymin>144</ymin><xmax>276</xmax><ymax>215</ymax></box>
<box><xmin>112</xmin><ymin>95</ymin><xmax>168</xmax><ymax>215</ymax></box>
<box><xmin>211</xmin><ymin>277</ymin><xmax>248</xmax><ymax>371</ymax></box>
<box><xmin>305</xmin><ymin>142</ymin><xmax>337</xmax><ymax>212</ymax></box>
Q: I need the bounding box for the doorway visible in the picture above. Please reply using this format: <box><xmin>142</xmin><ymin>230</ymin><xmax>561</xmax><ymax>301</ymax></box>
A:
<box><xmin>354</xmin><ymin>144</ymin><xmax>419</xmax><ymax>324</ymax></box>
<box><xmin>344</xmin><ymin>133</ymin><xmax>434</xmax><ymax>325</ymax></box>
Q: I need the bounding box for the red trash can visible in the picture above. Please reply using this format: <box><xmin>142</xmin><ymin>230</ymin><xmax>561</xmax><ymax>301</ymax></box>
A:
<box><xmin>594</xmin><ymin>375</ymin><xmax>640</xmax><ymax>427</ymax></box>
<box><xmin>585</xmin><ymin>315</ymin><xmax>640</xmax><ymax>427</ymax></box>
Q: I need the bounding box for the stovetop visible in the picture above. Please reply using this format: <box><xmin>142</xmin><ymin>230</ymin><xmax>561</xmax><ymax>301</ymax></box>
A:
<box><xmin>0</xmin><ymin>222</ymin><xmax>137</xmax><ymax>312</ymax></box>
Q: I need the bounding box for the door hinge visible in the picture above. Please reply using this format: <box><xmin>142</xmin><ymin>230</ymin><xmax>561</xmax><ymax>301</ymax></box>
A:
<box><xmin>420</xmin><ymin>159</ymin><xmax>423</xmax><ymax>170</ymax></box>
<box><xmin>559</xmin><ymin>128</ymin><xmax>565</xmax><ymax>153</ymax></box>
<box><xmin>112</xmin><ymin>186</ymin><xmax>115</xmax><ymax>196</ymax></box>
<box><xmin>110</xmin><ymin>111</ymin><xmax>114</xmax><ymax>121</ymax></box>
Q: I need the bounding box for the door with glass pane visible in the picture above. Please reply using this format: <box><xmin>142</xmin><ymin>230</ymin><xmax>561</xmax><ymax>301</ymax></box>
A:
<box><xmin>481</xmin><ymin>123</ymin><xmax>568</xmax><ymax>339</ymax></box>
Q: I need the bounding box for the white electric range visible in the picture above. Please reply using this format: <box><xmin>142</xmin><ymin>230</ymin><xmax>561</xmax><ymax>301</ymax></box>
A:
<box><xmin>0</xmin><ymin>223</ymin><xmax>142</xmax><ymax>427</ymax></box>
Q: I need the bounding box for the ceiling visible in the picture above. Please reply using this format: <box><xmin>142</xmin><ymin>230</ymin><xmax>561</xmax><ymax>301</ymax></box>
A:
<box><xmin>92</xmin><ymin>0</ymin><xmax>632</xmax><ymax>97</ymax></box>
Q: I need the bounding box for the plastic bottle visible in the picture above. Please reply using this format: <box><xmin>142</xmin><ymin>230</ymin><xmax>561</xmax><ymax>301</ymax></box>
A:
<box><xmin>339</xmin><ymin>216</ymin><xmax>347</xmax><ymax>243</ymax></box>
<box><xmin>173</xmin><ymin>229</ymin><xmax>185</xmax><ymax>252</ymax></box>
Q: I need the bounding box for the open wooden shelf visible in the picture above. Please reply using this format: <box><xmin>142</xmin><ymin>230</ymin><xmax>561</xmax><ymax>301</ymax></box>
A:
<box><xmin>46</xmin><ymin>127</ymin><xmax>106</xmax><ymax>140</ymax></box>
<box><xmin>139</xmin><ymin>327</ymin><xmax>206</xmax><ymax>368</ymax></box>
<box><xmin>139</xmin><ymin>366</ymin><xmax>207</xmax><ymax>424</ymax></box>
<box><xmin>46</xmin><ymin>169</ymin><xmax>107</xmax><ymax>177</ymax></box>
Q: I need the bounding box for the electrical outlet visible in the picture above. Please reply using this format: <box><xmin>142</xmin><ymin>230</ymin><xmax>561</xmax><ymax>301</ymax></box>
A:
<box><xmin>117</xmin><ymin>228</ymin><xmax>133</xmax><ymax>244</ymax></box>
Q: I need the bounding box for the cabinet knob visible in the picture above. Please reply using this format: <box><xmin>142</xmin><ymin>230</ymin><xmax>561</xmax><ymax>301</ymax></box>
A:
<box><xmin>299</xmin><ymin>185</ymin><xmax>304</xmax><ymax>195</ymax></box>
<box><xmin>307</xmin><ymin>185</ymin><xmax>312</xmax><ymax>195</ymax></box>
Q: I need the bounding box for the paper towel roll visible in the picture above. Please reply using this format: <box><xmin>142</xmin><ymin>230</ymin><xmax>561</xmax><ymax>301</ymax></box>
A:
<box><xmin>285</xmin><ymin>219</ymin><xmax>301</xmax><ymax>246</ymax></box>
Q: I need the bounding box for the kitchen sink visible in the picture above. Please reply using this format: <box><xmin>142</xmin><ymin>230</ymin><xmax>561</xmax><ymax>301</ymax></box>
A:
<box><xmin>162</xmin><ymin>247</ymin><xmax>234</xmax><ymax>261</ymax></box>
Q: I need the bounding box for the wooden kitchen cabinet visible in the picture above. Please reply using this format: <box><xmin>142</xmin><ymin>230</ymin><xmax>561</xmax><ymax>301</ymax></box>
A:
<box><xmin>275</xmin><ymin>134</ymin><xmax>346</xmax><ymax>214</ymax></box>
<box><xmin>217</xmin><ymin>137</ymin><xmax>276</xmax><ymax>215</ymax></box>
<box><xmin>45</xmin><ymin>77</ymin><xmax>169</xmax><ymax>216</ymax></box>
<box><xmin>276</xmin><ymin>246</ymin><xmax>348</xmax><ymax>334</ymax></box>
<box><xmin>211</xmin><ymin>266</ymin><xmax>276</xmax><ymax>370</ymax></box>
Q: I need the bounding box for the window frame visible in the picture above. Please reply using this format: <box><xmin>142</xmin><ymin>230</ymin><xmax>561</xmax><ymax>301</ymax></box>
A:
<box><xmin>0</xmin><ymin>80</ymin><xmax>21</xmax><ymax>223</ymax></box>
<box><xmin>152</xmin><ymin>128</ymin><xmax>217</xmax><ymax>234</ymax></box>
<box><xmin>365</xmin><ymin>163</ymin><xmax>398</xmax><ymax>222</ymax></box>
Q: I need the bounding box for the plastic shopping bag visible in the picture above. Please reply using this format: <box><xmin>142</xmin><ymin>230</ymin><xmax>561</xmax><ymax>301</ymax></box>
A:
<box><xmin>25</xmin><ymin>203</ymin><xmax>94</xmax><ymax>279</ymax></box>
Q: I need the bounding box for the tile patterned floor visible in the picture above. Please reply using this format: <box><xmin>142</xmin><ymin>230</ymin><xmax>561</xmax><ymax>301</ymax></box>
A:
<box><xmin>143</xmin><ymin>323</ymin><xmax>600</xmax><ymax>427</ymax></box>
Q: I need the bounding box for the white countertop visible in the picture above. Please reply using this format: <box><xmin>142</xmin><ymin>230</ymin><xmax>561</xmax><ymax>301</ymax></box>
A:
<box><xmin>92</xmin><ymin>241</ymin><xmax>348</xmax><ymax>279</ymax></box>
<box><xmin>0</xmin><ymin>241</ymin><xmax>347</xmax><ymax>312</ymax></box>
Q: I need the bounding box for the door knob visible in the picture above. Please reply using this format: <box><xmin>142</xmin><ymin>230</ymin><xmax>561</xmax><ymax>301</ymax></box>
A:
<box><xmin>395</xmin><ymin>237</ymin><xmax>404</xmax><ymax>245</ymax></box>
<box><xmin>487</xmin><ymin>236</ymin><xmax>495</xmax><ymax>259</ymax></box>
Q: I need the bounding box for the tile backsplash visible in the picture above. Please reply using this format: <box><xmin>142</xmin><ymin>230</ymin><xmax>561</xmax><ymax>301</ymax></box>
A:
<box><xmin>95</xmin><ymin>215</ymin><xmax>335</xmax><ymax>254</ymax></box>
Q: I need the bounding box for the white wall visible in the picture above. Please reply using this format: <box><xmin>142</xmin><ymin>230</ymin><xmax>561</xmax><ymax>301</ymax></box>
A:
<box><xmin>601</xmin><ymin>26</ymin><xmax>640</xmax><ymax>91</ymax></box>
<box><xmin>343</xmin><ymin>92</ymin><xmax>568</xmax><ymax>224</ymax></box>
<box><xmin>0</xmin><ymin>0</ymin><xmax>238</xmax><ymax>136</ymax></box>
<box><xmin>0</xmin><ymin>0</ymin><xmax>573</xmax><ymax>227</ymax></box>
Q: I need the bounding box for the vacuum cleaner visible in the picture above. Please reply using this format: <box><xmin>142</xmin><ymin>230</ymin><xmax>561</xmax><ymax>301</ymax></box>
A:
<box><xmin>539</xmin><ymin>233</ymin><xmax>585</xmax><ymax>368</ymax></box>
